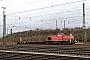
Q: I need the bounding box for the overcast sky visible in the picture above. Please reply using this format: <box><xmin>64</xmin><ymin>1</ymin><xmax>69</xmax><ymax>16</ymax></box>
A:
<box><xmin>0</xmin><ymin>0</ymin><xmax>90</xmax><ymax>37</ymax></box>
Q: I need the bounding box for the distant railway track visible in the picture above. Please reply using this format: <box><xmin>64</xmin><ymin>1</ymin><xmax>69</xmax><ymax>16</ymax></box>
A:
<box><xmin>0</xmin><ymin>44</ymin><xmax>90</xmax><ymax>59</ymax></box>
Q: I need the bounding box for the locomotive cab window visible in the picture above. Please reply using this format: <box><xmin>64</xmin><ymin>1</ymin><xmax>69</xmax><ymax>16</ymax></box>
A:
<box><xmin>48</xmin><ymin>37</ymin><xmax>51</xmax><ymax>40</ymax></box>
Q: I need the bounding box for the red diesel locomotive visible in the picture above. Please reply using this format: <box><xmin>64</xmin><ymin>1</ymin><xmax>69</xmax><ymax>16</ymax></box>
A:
<box><xmin>45</xmin><ymin>33</ymin><xmax>75</xmax><ymax>44</ymax></box>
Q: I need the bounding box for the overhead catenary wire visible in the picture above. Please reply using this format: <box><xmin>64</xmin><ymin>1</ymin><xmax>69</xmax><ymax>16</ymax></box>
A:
<box><xmin>6</xmin><ymin>0</ymin><xmax>83</xmax><ymax>15</ymax></box>
<box><xmin>7</xmin><ymin>20</ymin><xmax>83</xmax><ymax>28</ymax></box>
<box><xmin>7</xmin><ymin>9</ymin><xmax>83</xmax><ymax>18</ymax></box>
<box><xmin>7</xmin><ymin>21</ymin><xmax>83</xmax><ymax>31</ymax></box>
<box><xmin>0</xmin><ymin>8</ymin><xmax>90</xmax><ymax>23</ymax></box>
<box><xmin>6</xmin><ymin>15</ymin><xmax>90</xmax><ymax>26</ymax></box>
<box><xmin>6</xmin><ymin>14</ymin><xmax>90</xmax><ymax>23</ymax></box>
<box><xmin>6</xmin><ymin>15</ymin><xmax>88</xmax><ymax>30</ymax></box>
<box><xmin>6</xmin><ymin>8</ymin><xmax>90</xmax><ymax>22</ymax></box>
<box><xmin>6</xmin><ymin>16</ymin><xmax>85</xmax><ymax>29</ymax></box>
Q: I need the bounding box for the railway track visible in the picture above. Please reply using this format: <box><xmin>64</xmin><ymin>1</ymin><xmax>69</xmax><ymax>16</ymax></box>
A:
<box><xmin>0</xmin><ymin>52</ymin><xmax>89</xmax><ymax>60</ymax></box>
<box><xmin>0</xmin><ymin>44</ymin><xmax>90</xmax><ymax>60</ymax></box>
